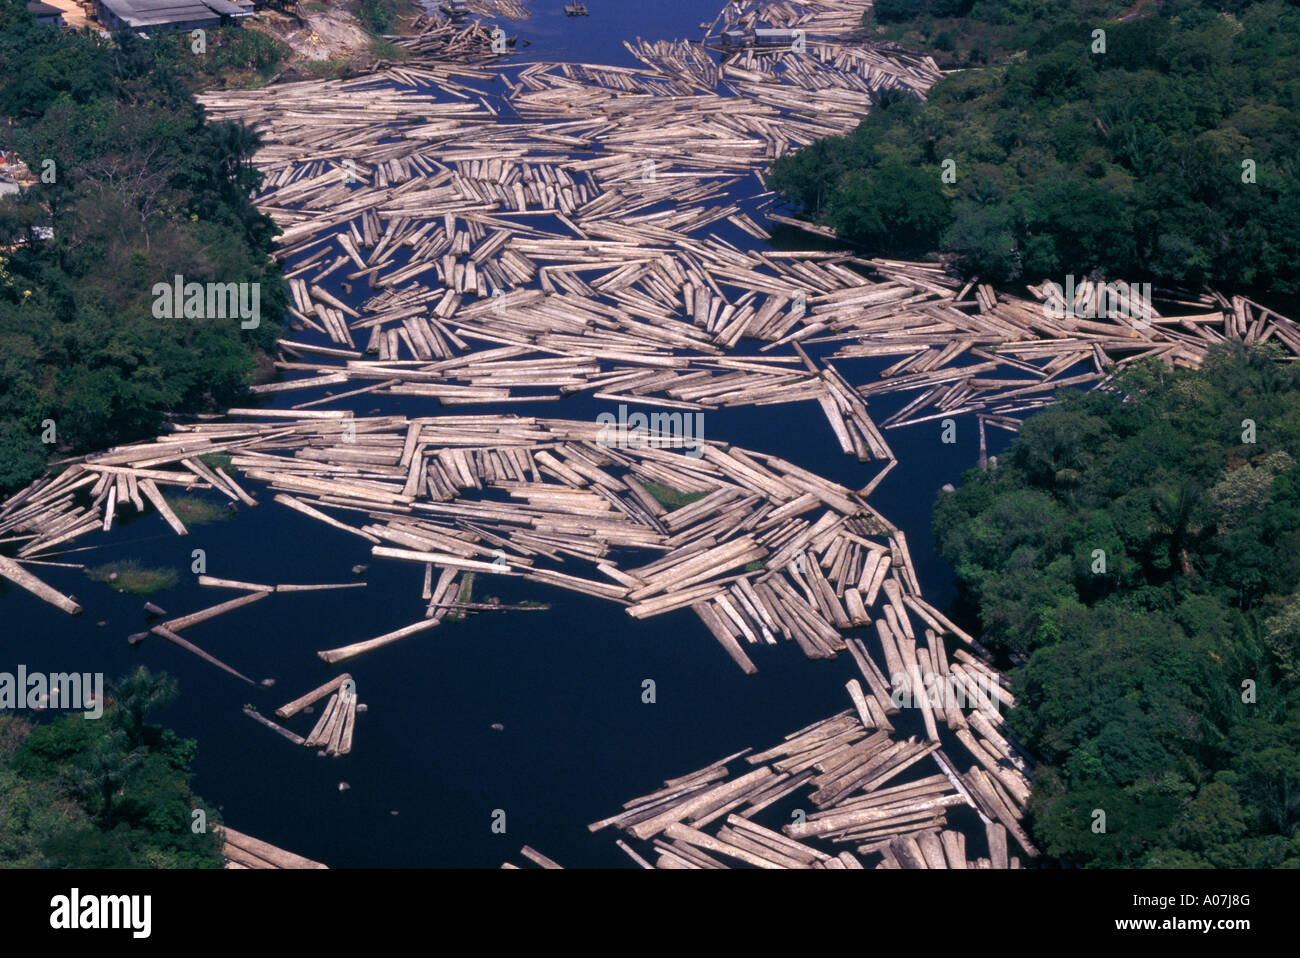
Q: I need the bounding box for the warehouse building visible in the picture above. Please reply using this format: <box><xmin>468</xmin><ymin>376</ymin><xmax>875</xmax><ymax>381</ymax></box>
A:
<box><xmin>93</xmin><ymin>0</ymin><xmax>252</xmax><ymax>33</ymax></box>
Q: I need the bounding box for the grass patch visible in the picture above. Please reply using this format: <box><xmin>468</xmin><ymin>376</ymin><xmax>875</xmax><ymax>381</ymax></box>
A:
<box><xmin>304</xmin><ymin>59</ymin><xmax>350</xmax><ymax>80</ymax></box>
<box><xmin>355</xmin><ymin>0</ymin><xmax>411</xmax><ymax>36</ymax></box>
<box><xmin>744</xmin><ymin>560</ymin><xmax>764</xmax><ymax>573</ymax></box>
<box><xmin>163</xmin><ymin>494</ymin><xmax>230</xmax><ymax>526</ymax></box>
<box><xmin>198</xmin><ymin>452</ymin><xmax>233</xmax><ymax>471</ymax></box>
<box><xmin>88</xmin><ymin>561</ymin><xmax>179</xmax><ymax>596</ymax></box>
<box><xmin>643</xmin><ymin>482</ymin><xmax>708</xmax><ymax>509</ymax></box>
<box><xmin>446</xmin><ymin>573</ymin><xmax>475</xmax><ymax>623</ymax></box>
<box><xmin>370</xmin><ymin>38</ymin><xmax>408</xmax><ymax>61</ymax></box>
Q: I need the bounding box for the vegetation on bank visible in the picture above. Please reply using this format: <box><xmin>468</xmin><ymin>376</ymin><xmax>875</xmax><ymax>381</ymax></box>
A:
<box><xmin>356</xmin><ymin>0</ymin><xmax>413</xmax><ymax>35</ymax></box>
<box><xmin>151</xmin><ymin>25</ymin><xmax>291</xmax><ymax>88</ymax></box>
<box><xmin>770</xmin><ymin>0</ymin><xmax>1300</xmax><ymax>292</ymax></box>
<box><xmin>0</xmin><ymin>9</ymin><xmax>287</xmax><ymax>495</ymax></box>
<box><xmin>0</xmin><ymin>667</ymin><xmax>223</xmax><ymax>868</ymax></box>
<box><xmin>869</xmin><ymin>0</ymin><xmax>1141</xmax><ymax>66</ymax></box>
<box><xmin>933</xmin><ymin>345</ymin><xmax>1300</xmax><ymax>867</ymax></box>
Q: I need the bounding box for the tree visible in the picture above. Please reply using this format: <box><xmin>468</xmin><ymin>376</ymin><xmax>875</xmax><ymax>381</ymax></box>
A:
<box><xmin>0</xmin><ymin>5</ymin><xmax>286</xmax><ymax>495</ymax></box>
<box><xmin>112</xmin><ymin>667</ymin><xmax>179</xmax><ymax>748</ymax></box>
<box><xmin>69</xmin><ymin>726</ymin><xmax>145</xmax><ymax>830</ymax></box>
<box><xmin>777</xmin><ymin>0</ymin><xmax>1300</xmax><ymax>292</ymax></box>
<box><xmin>934</xmin><ymin>346</ymin><xmax>1300</xmax><ymax>866</ymax></box>
<box><xmin>4</xmin><ymin>670</ymin><xmax>223</xmax><ymax>868</ymax></box>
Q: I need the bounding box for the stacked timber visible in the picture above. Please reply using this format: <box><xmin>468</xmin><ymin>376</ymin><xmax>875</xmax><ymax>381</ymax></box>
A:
<box><xmin>391</xmin><ymin>14</ymin><xmax>512</xmax><ymax>63</ymax></box>
<box><xmin>182</xmin><ymin>29</ymin><xmax>1299</xmax><ymax>468</ymax></box>
<box><xmin>216</xmin><ymin>825</ymin><xmax>328</xmax><ymax>869</ymax></box>
<box><xmin>585</xmin><ymin>683</ymin><xmax>1033</xmax><ymax>868</ymax></box>
<box><xmin>255</xmin><ymin>674</ymin><xmax>364</xmax><ymax>756</ymax></box>
<box><xmin>0</xmin><ymin>409</ymin><xmax>965</xmax><ymax>680</ymax></box>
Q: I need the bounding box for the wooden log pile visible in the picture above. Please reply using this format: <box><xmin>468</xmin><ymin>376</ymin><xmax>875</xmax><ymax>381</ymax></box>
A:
<box><xmin>390</xmin><ymin>13</ymin><xmax>513</xmax><ymax>63</ymax></box>
<box><xmin>587</xmin><ymin>679</ymin><xmax>1035</xmax><ymax>869</ymax></box>
<box><xmin>0</xmin><ymin>408</ymin><xmax>926</xmax><ymax>677</ymax></box>
<box><xmin>185</xmin><ymin>43</ymin><xmax>1300</xmax><ymax>493</ymax></box>
<box><xmin>4</xmin><ymin>0</ymin><xmax>1300</xmax><ymax>869</ymax></box>
<box><xmin>706</xmin><ymin>0</ymin><xmax>883</xmax><ymax>44</ymax></box>
<box><xmin>243</xmin><ymin>673</ymin><xmax>366</xmax><ymax>756</ymax></box>
<box><xmin>216</xmin><ymin>825</ymin><xmax>328</xmax><ymax>869</ymax></box>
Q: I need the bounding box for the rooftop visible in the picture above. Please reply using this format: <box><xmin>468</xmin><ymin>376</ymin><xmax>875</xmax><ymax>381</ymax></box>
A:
<box><xmin>97</xmin><ymin>0</ymin><xmax>252</xmax><ymax>28</ymax></box>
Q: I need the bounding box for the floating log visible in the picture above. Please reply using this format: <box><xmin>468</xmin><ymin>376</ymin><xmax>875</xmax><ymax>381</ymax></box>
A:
<box><xmin>149</xmin><ymin>626</ymin><xmax>258</xmax><ymax>685</ymax></box>
<box><xmin>161</xmin><ymin>592</ymin><xmax>268</xmax><ymax>633</ymax></box>
<box><xmin>216</xmin><ymin>825</ymin><xmax>327</xmax><ymax>869</ymax></box>
<box><xmin>317</xmin><ymin>617</ymin><xmax>444</xmax><ymax>664</ymax></box>
<box><xmin>519</xmin><ymin>846</ymin><xmax>564</xmax><ymax>869</ymax></box>
<box><xmin>243</xmin><ymin>708</ymin><xmax>306</xmax><ymax>746</ymax></box>
<box><xmin>197</xmin><ymin>575</ymin><xmax>275</xmax><ymax>593</ymax></box>
<box><xmin>276</xmin><ymin>673</ymin><xmax>354</xmax><ymax>719</ymax></box>
<box><xmin>0</xmin><ymin>555</ymin><xmax>81</xmax><ymax>615</ymax></box>
<box><xmin>138</xmin><ymin>478</ymin><xmax>188</xmax><ymax>536</ymax></box>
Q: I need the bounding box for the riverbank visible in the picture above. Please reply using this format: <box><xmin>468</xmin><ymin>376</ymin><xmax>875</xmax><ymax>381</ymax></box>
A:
<box><xmin>770</xmin><ymin>1</ymin><xmax>1300</xmax><ymax>295</ymax></box>
<box><xmin>0</xmin><ymin>9</ymin><xmax>287</xmax><ymax>493</ymax></box>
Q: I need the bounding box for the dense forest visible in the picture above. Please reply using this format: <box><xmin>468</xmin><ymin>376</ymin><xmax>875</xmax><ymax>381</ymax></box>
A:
<box><xmin>770</xmin><ymin>0</ymin><xmax>1300</xmax><ymax>292</ymax></box>
<box><xmin>0</xmin><ymin>6</ymin><xmax>286</xmax><ymax>493</ymax></box>
<box><xmin>0</xmin><ymin>667</ymin><xmax>223</xmax><ymax>868</ymax></box>
<box><xmin>934</xmin><ymin>345</ymin><xmax>1300</xmax><ymax>867</ymax></box>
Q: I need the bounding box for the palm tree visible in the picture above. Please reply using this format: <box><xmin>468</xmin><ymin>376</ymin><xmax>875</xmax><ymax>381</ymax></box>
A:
<box><xmin>71</xmin><ymin>727</ymin><xmax>146</xmax><ymax>830</ymax></box>
<box><xmin>207</xmin><ymin>120</ymin><xmax>266</xmax><ymax>189</ymax></box>
<box><xmin>1015</xmin><ymin>416</ymin><xmax>1087</xmax><ymax>490</ymax></box>
<box><xmin>1149</xmin><ymin>482</ymin><xmax>1204</xmax><ymax>577</ymax></box>
<box><xmin>111</xmin><ymin>666</ymin><xmax>178</xmax><ymax>747</ymax></box>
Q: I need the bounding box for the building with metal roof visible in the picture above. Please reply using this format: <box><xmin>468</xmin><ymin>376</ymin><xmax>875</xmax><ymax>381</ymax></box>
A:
<box><xmin>26</xmin><ymin>1</ymin><xmax>65</xmax><ymax>25</ymax></box>
<box><xmin>94</xmin><ymin>0</ymin><xmax>252</xmax><ymax>33</ymax></box>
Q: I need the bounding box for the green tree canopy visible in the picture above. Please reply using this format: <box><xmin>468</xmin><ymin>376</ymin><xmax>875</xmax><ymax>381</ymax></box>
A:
<box><xmin>934</xmin><ymin>344</ymin><xmax>1300</xmax><ymax>866</ymax></box>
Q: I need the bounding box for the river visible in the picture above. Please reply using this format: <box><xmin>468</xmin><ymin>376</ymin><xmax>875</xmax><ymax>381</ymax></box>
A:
<box><xmin>1</xmin><ymin>0</ymin><xmax>1013</xmax><ymax>868</ymax></box>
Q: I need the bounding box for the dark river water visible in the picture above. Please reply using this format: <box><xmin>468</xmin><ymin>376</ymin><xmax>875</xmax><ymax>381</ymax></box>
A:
<box><xmin>1</xmin><ymin>0</ymin><xmax>1015</xmax><ymax>868</ymax></box>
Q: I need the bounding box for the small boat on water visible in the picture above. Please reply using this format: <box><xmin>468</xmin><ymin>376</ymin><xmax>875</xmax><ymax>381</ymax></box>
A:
<box><xmin>564</xmin><ymin>1</ymin><xmax>588</xmax><ymax>15</ymax></box>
